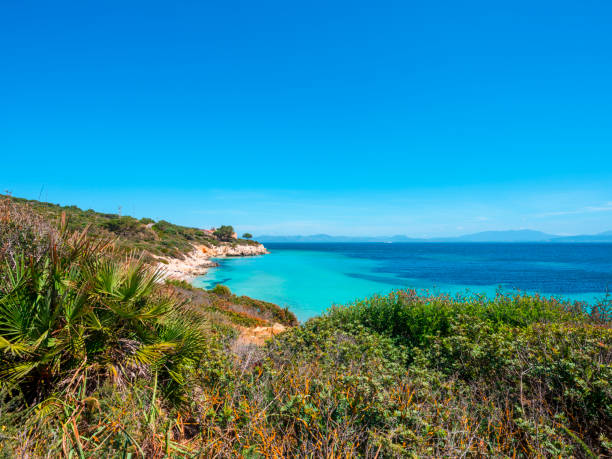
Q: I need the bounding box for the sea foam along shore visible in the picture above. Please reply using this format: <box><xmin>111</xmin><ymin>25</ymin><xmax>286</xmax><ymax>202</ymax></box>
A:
<box><xmin>160</xmin><ymin>242</ymin><xmax>268</xmax><ymax>281</ymax></box>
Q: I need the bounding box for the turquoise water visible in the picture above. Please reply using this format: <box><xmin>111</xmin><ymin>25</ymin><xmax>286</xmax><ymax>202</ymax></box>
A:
<box><xmin>194</xmin><ymin>249</ymin><xmax>405</xmax><ymax>320</ymax></box>
<box><xmin>193</xmin><ymin>243</ymin><xmax>611</xmax><ymax>321</ymax></box>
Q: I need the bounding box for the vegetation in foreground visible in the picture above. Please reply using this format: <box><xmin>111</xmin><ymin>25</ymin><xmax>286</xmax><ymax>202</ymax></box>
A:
<box><xmin>0</xmin><ymin>198</ymin><xmax>611</xmax><ymax>457</ymax></box>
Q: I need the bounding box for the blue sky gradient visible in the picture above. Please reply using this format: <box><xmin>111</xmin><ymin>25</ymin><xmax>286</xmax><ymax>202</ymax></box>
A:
<box><xmin>1</xmin><ymin>1</ymin><xmax>611</xmax><ymax>236</ymax></box>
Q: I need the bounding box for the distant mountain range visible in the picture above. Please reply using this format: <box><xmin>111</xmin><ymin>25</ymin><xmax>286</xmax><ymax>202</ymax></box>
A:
<box><xmin>255</xmin><ymin>234</ymin><xmax>423</xmax><ymax>243</ymax></box>
<box><xmin>256</xmin><ymin>230</ymin><xmax>612</xmax><ymax>243</ymax></box>
<box><xmin>432</xmin><ymin>230</ymin><xmax>558</xmax><ymax>243</ymax></box>
<box><xmin>550</xmin><ymin>230</ymin><xmax>612</xmax><ymax>243</ymax></box>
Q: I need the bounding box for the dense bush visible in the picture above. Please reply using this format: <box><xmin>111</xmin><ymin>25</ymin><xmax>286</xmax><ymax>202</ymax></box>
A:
<box><xmin>213</xmin><ymin>225</ymin><xmax>235</xmax><ymax>242</ymax></box>
<box><xmin>100</xmin><ymin>215</ymin><xmax>143</xmax><ymax>237</ymax></box>
<box><xmin>324</xmin><ymin>290</ymin><xmax>588</xmax><ymax>350</ymax></box>
<box><xmin>211</xmin><ymin>284</ymin><xmax>232</xmax><ymax>297</ymax></box>
<box><xmin>254</xmin><ymin>291</ymin><xmax>611</xmax><ymax>457</ymax></box>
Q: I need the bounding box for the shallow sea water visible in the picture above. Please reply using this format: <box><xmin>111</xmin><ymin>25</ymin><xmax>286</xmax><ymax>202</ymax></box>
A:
<box><xmin>194</xmin><ymin>243</ymin><xmax>612</xmax><ymax>321</ymax></box>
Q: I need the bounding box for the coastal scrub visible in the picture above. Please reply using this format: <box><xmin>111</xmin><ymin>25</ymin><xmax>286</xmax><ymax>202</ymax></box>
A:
<box><xmin>0</xmin><ymin>197</ymin><xmax>609</xmax><ymax>457</ymax></box>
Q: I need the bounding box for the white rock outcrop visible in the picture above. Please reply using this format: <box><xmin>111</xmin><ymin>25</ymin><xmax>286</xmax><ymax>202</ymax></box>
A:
<box><xmin>159</xmin><ymin>243</ymin><xmax>268</xmax><ymax>281</ymax></box>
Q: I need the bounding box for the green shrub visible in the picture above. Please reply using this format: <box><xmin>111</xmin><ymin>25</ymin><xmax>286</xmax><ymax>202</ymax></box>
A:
<box><xmin>213</xmin><ymin>225</ymin><xmax>235</xmax><ymax>242</ymax></box>
<box><xmin>100</xmin><ymin>216</ymin><xmax>142</xmax><ymax>236</ymax></box>
<box><xmin>211</xmin><ymin>284</ymin><xmax>232</xmax><ymax>297</ymax></box>
<box><xmin>324</xmin><ymin>290</ymin><xmax>586</xmax><ymax>352</ymax></box>
<box><xmin>262</xmin><ymin>290</ymin><xmax>610</xmax><ymax>456</ymax></box>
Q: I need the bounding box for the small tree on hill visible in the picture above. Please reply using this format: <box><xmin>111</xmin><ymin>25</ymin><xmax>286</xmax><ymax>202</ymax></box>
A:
<box><xmin>242</xmin><ymin>233</ymin><xmax>253</xmax><ymax>239</ymax></box>
<box><xmin>214</xmin><ymin>225</ymin><xmax>235</xmax><ymax>241</ymax></box>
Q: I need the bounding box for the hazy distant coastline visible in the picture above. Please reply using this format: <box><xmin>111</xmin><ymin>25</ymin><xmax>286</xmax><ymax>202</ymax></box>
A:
<box><xmin>257</xmin><ymin>229</ymin><xmax>612</xmax><ymax>243</ymax></box>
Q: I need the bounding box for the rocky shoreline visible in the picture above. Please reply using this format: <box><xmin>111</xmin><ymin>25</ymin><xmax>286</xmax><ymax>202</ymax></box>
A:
<box><xmin>159</xmin><ymin>242</ymin><xmax>268</xmax><ymax>281</ymax></box>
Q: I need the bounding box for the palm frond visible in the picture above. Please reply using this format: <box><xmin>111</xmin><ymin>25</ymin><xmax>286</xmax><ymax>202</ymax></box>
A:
<box><xmin>33</xmin><ymin>397</ymin><xmax>64</xmax><ymax>423</ymax></box>
<box><xmin>127</xmin><ymin>342</ymin><xmax>178</xmax><ymax>369</ymax></box>
<box><xmin>0</xmin><ymin>335</ymin><xmax>32</xmax><ymax>356</ymax></box>
<box><xmin>0</xmin><ymin>295</ymin><xmax>35</xmax><ymax>341</ymax></box>
<box><xmin>0</xmin><ymin>361</ymin><xmax>38</xmax><ymax>382</ymax></box>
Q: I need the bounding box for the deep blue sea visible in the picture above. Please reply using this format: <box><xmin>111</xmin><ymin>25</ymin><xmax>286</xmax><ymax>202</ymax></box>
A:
<box><xmin>194</xmin><ymin>243</ymin><xmax>612</xmax><ymax>321</ymax></box>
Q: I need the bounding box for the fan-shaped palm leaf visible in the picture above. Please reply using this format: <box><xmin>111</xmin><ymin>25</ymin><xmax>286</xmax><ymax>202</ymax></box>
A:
<box><xmin>0</xmin><ymin>361</ymin><xmax>38</xmax><ymax>383</ymax></box>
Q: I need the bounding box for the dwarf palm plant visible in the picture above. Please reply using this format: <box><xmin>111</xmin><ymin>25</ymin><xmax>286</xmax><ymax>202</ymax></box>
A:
<box><xmin>0</xmin><ymin>223</ymin><xmax>207</xmax><ymax>403</ymax></box>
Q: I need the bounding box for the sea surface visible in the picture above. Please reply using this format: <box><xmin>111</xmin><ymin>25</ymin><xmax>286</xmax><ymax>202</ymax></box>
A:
<box><xmin>194</xmin><ymin>243</ymin><xmax>612</xmax><ymax>321</ymax></box>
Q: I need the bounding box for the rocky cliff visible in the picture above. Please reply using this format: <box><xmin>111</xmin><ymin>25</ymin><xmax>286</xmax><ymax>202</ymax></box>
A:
<box><xmin>160</xmin><ymin>242</ymin><xmax>268</xmax><ymax>281</ymax></box>
<box><xmin>203</xmin><ymin>243</ymin><xmax>268</xmax><ymax>257</ymax></box>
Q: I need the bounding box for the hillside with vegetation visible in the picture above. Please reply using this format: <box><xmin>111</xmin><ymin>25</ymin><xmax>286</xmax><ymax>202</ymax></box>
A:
<box><xmin>1</xmin><ymin>194</ymin><xmax>258</xmax><ymax>261</ymax></box>
<box><xmin>0</xmin><ymin>196</ymin><xmax>610</xmax><ymax>457</ymax></box>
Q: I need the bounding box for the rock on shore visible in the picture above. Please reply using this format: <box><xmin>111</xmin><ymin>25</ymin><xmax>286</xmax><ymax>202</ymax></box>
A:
<box><xmin>160</xmin><ymin>242</ymin><xmax>268</xmax><ymax>281</ymax></box>
<box><xmin>203</xmin><ymin>243</ymin><xmax>268</xmax><ymax>258</ymax></box>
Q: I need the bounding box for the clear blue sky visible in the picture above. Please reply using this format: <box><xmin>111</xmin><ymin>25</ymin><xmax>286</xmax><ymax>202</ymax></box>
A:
<box><xmin>2</xmin><ymin>1</ymin><xmax>611</xmax><ymax>236</ymax></box>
